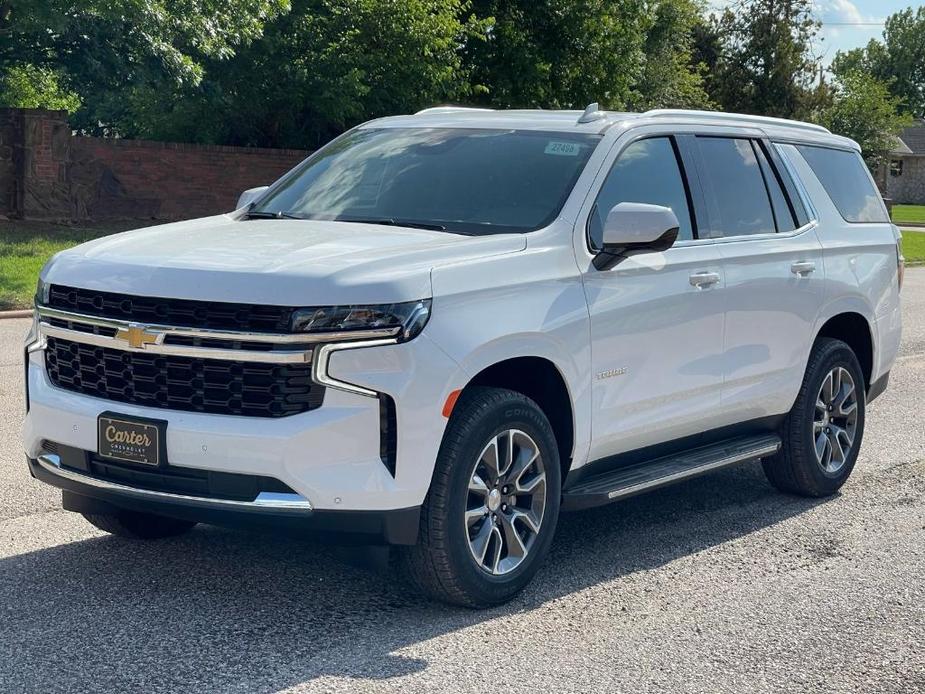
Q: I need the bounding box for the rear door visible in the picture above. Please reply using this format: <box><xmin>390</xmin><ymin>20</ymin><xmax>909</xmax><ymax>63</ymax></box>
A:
<box><xmin>690</xmin><ymin>135</ymin><xmax>825</xmax><ymax>420</ymax></box>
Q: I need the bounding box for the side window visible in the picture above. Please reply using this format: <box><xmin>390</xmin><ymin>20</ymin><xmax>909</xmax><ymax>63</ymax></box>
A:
<box><xmin>696</xmin><ymin>137</ymin><xmax>776</xmax><ymax>237</ymax></box>
<box><xmin>796</xmin><ymin>145</ymin><xmax>889</xmax><ymax>223</ymax></box>
<box><xmin>770</xmin><ymin>143</ymin><xmax>811</xmax><ymax>227</ymax></box>
<box><xmin>754</xmin><ymin>142</ymin><xmax>797</xmax><ymax>232</ymax></box>
<box><xmin>588</xmin><ymin>137</ymin><xmax>694</xmax><ymax>249</ymax></box>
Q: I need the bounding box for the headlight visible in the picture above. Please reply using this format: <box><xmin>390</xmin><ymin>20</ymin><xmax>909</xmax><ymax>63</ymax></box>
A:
<box><xmin>290</xmin><ymin>299</ymin><xmax>431</xmax><ymax>341</ymax></box>
<box><xmin>35</xmin><ymin>277</ymin><xmax>50</xmax><ymax>306</ymax></box>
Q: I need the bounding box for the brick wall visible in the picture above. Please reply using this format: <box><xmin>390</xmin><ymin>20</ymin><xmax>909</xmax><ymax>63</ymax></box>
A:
<box><xmin>0</xmin><ymin>108</ymin><xmax>311</xmax><ymax>221</ymax></box>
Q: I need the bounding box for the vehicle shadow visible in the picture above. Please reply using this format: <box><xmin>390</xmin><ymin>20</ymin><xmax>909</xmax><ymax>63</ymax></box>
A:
<box><xmin>0</xmin><ymin>462</ymin><xmax>830</xmax><ymax>693</ymax></box>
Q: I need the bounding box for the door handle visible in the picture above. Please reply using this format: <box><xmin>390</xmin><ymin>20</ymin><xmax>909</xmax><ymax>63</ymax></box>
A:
<box><xmin>689</xmin><ymin>271</ymin><xmax>721</xmax><ymax>288</ymax></box>
<box><xmin>791</xmin><ymin>260</ymin><xmax>816</xmax><ymax>276</ymax></box>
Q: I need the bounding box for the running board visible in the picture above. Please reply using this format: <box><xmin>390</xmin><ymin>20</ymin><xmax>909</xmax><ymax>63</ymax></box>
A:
<box><xmin>562</xmin><ymin>434</ymin><xmax>781</xmax><ymax>511</ymax></box>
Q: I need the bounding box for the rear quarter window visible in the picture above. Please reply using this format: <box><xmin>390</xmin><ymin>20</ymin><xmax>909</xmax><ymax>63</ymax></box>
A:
<box><xmin>795</xmin><ymin>145</ymin><xmax>888</xmax><ymax>223</ymax></box>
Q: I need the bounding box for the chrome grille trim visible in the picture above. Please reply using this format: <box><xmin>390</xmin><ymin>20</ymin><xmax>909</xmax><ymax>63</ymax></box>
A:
<box><xmin>35</xmin><ymin>306</ymin><xmax>402</xmax><ymax>365</ymax></box>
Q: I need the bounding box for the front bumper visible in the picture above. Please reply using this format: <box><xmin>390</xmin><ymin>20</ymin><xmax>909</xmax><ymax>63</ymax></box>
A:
<box><xmin>29</xmin><ymin>453</ymin><xmax>421</xmax><ymax>544</ymax></box>
<box><xmin>23</xmin><ymin>329</ymin><xmax>464</xmax><ymax>514</ymax></box>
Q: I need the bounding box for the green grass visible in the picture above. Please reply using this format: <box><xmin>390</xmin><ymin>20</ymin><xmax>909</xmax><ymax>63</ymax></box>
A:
<box><xmin>0</xmin><ymin>220</ymin><xmax>154</xmax><ymax>310</ymax></box>
<box><xmin>902</xmin><ymin>229</ymin><xmax>925</xmax><ymax>265</ymax></box>
<box><xmin>893</xmin><ymin>204</ymin><xmax>925</xmax><ymax>225</ymax></box>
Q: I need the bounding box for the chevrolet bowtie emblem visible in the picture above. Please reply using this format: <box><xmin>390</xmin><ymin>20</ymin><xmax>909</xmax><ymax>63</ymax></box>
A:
<box><xmin>115</xmin><ymin>323</ymin><xmax>163</xmax><ymax>349</ymax></box>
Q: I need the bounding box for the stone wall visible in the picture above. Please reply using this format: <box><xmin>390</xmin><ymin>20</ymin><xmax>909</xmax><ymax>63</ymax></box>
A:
<box><xmin>884</xmin><ymin>156</ymin><xmax>925</xmax><ymax>205</ymax></box>
<box><xmin>0</xmin><ymin>108</ymin><xmax>311</xmax><ymax>221</ymax></box>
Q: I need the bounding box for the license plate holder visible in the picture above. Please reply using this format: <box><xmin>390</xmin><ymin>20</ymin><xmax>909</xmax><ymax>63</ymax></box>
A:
<box><xmin>98</xmin><ymin>412</ymin><xmax>167</xmax><ymax>467</ymax></box>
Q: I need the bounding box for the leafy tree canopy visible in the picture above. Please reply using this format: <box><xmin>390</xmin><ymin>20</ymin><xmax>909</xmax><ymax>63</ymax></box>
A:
<box><xmin>117</xmin><ymin>0</ymin><xmax>474</xmax><ymax>147</ymax></box>
<box><xmin>0</xmin><ymin>0</ymin><xmax>289</xmax><ymax>86</ymax></box>
<box><xmin>0</xmin><ymin>64</ymin><xmax>80</xmax><ymax>112</ymax></box>
<box><xmin>705</xmin><ymin>0</ymin><xmax>823</xmax><ymax>119</ymax></box>
<box><xmin>832</xmin><ymin>7</ymin><xmax>925</xmax><ymax>117</ymax></box>
<box><xmin>816</xmin><ymin>70</ymin><xmax>911</xmax><ymax>169</ymax></box>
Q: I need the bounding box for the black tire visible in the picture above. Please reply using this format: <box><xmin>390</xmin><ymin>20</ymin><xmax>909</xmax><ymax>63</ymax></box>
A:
<box><xmin>763</xmin><ymin>337</ymin><xmax>866</xmax><ymax>497</ymax></box>
<box><xmin>397</xmin><ymin>386</ymin><xmax>562</xmax><ymax>608</ymax></box>
<box><xmin>82</xmin><ymin>510</ymin><xmax>197</xmax><ymax>540</ymax></box>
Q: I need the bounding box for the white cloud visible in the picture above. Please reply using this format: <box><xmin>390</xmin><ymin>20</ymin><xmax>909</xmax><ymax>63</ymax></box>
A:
<box><xmin>819</xmin><ymin>0</ymin><xmax>866</xmax><ymax>24</ymax></box>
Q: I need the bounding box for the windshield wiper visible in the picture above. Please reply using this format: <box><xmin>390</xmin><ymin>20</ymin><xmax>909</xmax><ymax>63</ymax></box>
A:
<box><xmin>333</xmin><ymin>216</ymin><xmax>447</xmax><ymax>231</ymax></box>
<box><xmin>244</xmin><ymin>210</ymin><xmax>305</xmax><ymax>220</ymax></box>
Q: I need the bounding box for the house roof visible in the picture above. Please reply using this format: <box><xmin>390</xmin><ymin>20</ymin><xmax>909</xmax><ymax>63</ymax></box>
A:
<box><xmin>894</xmin><ymin>119</ymin><xmax>925</xmax><ymax>155</ymax></box>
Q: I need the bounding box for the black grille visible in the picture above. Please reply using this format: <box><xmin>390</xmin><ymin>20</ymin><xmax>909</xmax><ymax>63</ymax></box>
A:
<box><xmin>48</xmin><ymin>284</ymin><xmax>298</xmax><ymax>333</ymax></box>
<box><xmin>45</xmin><ymin>336</ymin><xmax>323</xmax><ymax>418</ymax></box>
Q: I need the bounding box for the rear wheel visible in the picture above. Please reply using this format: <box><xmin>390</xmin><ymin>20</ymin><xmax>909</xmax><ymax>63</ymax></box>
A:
<box><xmin>763</xmin><ymin>338</ymin><xmax>866</xmax><ymax>497</ymax></box>
<box><xmin>398</xmin><ymin>387</ymin><xmax>561</xmax><ymax>608</ymax></box>
<box><xmin>83</xmin><ymin>510</ymin><xmax>197</xmax><ymax>540</ymax></box>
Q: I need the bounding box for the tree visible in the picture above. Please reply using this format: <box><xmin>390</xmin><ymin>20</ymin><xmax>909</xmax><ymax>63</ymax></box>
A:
<box><xmin>832</xmin><ymin>7</ymin><xmax>925</xmax><ymax>117</ymax></box>
<box><xmin>705</xmin><ymin>0</ymin><xmax>822</xmax><ymax>119</ymax></box>
<box><xmin>0</xmin><ymin>64</ymin><xmax>80</xmax><ymax>112</ymax></box>
<box><xmin>118</xmin><ymin>0</ymin><xmax>474</xmax><ymax>148</ymax></box>
<box><xmin>629</xmin><ymin>0</ymin><xmax>714</xmax><ymax>111</ymax></box>
<box><xmin>462</xmin><ymin>0</ymin><xmax>650</xmax><ymax>110</ymax></box>
<box><xmin>816</xmin><ymin>71</ymin><xmax>911</xmax><ymax>169</ymax></box>
<box><xmin>0</xmin><ymin>0</ymin><xmax>289</xmax><ymax>133</ymax></box>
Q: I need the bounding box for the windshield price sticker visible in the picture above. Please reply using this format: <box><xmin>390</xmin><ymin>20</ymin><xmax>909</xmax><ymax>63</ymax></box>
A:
<box><xmin>544</xmin><ymin>141</ymin><xmax>581</xmax><ymax>156</ymax></box>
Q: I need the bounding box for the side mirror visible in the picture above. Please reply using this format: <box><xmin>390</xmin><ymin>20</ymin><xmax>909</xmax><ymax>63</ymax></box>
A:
<box><xmin>236</xmin><ymin>186</ymin><xmax>269</xmax><ymax>210</ymax></box>
<box><xmin>592</xmin><ymin>202</ymin><xmax>680</xmax><ymax>270</ymax></box>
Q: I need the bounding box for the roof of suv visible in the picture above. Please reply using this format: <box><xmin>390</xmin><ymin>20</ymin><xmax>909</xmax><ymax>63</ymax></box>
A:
<box><xmin>363</xmin><ymin>105</ymin><xmax>859</xmax><ymax>151</ymax></box>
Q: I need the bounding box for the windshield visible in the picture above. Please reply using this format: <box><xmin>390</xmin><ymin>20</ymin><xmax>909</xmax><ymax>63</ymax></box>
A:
<box><xmin>252</xmin><ymin>128</ymin><xmax>601</xmax><ymax>235</ymax></box>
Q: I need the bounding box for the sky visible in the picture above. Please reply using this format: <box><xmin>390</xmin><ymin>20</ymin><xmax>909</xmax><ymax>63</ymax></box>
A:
<box><xmin>706</xmin><ymin>0</ymin><xmax>922</xmax><ymax>65</ymax></box>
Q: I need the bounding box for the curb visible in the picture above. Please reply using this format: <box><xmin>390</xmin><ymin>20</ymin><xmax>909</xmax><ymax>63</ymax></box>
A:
<box><xmin>0</xmin><ymin>309</ymin><xmax>32</xmax><ymax>319</ymax></box>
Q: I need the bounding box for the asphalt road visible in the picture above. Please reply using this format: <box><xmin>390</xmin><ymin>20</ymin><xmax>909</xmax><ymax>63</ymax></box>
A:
<box><xmin>1</xmin><ymin>272</ymin><xmax>923</xmax><ymax>694</ymax></box>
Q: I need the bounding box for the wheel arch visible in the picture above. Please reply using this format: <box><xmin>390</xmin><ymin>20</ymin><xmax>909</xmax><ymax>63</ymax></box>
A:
<box><xmin>814</xmin><ymin>311</ymin><xmax>874</xmax><ymax>390</ymax></box>
<box><xmin>459</xmin><ymin>356</ymin><xmax>576</xmax><ymax>483</ymax></box>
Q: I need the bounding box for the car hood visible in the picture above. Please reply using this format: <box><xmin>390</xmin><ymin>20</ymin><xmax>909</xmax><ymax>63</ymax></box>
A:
<box><xmin>43</xmin><ymin>215</ymin><xmax>526</xmax><ymax>305</ymax></box>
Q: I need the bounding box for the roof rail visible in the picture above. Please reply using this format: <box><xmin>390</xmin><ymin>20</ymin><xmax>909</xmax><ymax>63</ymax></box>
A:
<box><xmin>415</xmin><ymin>106</ymin><xmax>494</xmax><ymax>115</ymax></box>
<box><xmin>641</xmin><ymin>109</ymin><xmax>830</xmax><ymax>134</ymax></box>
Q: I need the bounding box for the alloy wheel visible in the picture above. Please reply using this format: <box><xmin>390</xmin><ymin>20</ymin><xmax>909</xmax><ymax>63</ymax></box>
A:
<box><xmin>465</xmin><ymin>429</ymin><xmax>547</xmax><ymax>575</ymax></box>
<box><xmin>813</xmin><ymin>366</ymin><xmax>859</xmax><ymax>474</ymax></box>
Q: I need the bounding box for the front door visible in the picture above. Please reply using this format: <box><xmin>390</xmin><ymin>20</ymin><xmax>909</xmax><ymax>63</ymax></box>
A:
<box><xmin>581</xmin><ymin>135</ymin><xmax>727</xmax><ymax>462</ymax></box>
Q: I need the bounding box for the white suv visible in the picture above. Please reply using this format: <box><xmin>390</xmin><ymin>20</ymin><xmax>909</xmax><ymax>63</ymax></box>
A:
<box><xmin>24</xmin><ymin>106</ymin><xmax>904</xmax><ymax>607</ymax></box>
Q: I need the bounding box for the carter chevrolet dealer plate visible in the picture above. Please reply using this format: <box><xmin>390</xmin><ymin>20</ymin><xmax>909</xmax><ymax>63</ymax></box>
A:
<box><xmin>98</xmin><ymin>413</ymin><xmax>165</xmax><ymax>466</ymax></box>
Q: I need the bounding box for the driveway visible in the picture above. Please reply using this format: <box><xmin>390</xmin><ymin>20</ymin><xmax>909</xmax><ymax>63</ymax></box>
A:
<box><xmin>1</xmin><ymin>271</ymin><xmax>924</xmax><ymax>693</ymax></box>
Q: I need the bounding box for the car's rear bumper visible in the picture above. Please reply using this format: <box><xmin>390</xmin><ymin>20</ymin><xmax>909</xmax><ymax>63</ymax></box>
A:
<box><xmin>28</xmin><ymin>453</ymin><xmax>420</xmax><ymax>544</ymax></box>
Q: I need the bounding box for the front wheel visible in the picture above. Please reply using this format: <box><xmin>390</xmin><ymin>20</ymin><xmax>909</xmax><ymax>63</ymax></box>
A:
<box><xmin>398</xmin><ymin>387</ymin><xmax>561</xmax><ymax>608</ymax></box>
<box><xmin>763</xmin><ymin>338</ymin><xmax>866</xmax><ymax>497</ymax></box>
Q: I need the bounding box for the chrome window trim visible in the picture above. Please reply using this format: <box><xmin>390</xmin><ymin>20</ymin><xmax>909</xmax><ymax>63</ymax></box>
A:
<box><xmin>710</xmin><ymin>219</ymin><xmax>819</xmax><ymax>245</ymax></box>
<box><xmin>36</xmin><ymin>454</ymin><xmax>313</xmax><ymax>511</ymax></box>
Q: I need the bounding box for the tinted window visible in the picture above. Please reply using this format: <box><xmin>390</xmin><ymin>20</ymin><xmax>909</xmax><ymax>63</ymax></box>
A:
<box><xmin>589</xmin><ymin>137</ymin><xmax>694</xmax><ymax>249</ymax></box>
<box><xmin>770</xmin><ymin>143</ymin><xmax>810</xmax><ymax>227</ymax></box>
<box><xmin>754</xmin><ymin>142</ymin><xmax>797</xmax><ymax>232</ymax></box>
<box><xmin>697</xmin><ymin>137</ymin><xmax>776</xmax><ymax>237</ymax></box>
<box><xmin>796</xmin><ymin>145</ymin><xmax>888</xmax><ymax>223</ymax></box>
<box><xmin>254</xmin><ymin>128</ymin><xmax>601</xmax><ymax>235</ymax></box>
